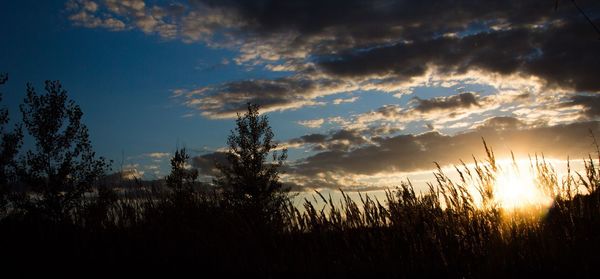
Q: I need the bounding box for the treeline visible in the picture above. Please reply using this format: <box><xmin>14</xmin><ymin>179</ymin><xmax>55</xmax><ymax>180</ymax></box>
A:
<box><xmin>0</xmin><ymin>75</ymin><xmax>289</xmax><ymax>222</ymax></box>
<box><xmin>0</xmin><ymin>76</ymin><xmax>599</xmax><ymax>276</ymax></box>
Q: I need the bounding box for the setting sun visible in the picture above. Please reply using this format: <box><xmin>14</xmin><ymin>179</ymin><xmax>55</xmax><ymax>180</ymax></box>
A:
<box><xmin>2</xmin><ymin>0</ymin><xmax>600</xmax><ymax>276</ymax></box>
<box><xmin>493</xmin><ymin>162</ymin><xmax>553</xmax><ymax>210</ymax></box>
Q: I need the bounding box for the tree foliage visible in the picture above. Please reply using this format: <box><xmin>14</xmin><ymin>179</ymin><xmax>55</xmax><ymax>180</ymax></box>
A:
<box><xmin>166</xmin><ymin>148</ymin><xmax>198</xmax><ymax>202</ymax></box>
<box><xmin>18</xmin><ymin>80</ymin><xmax>109</xmax><ymax>220</ymax></box>
<box><xmin>214</xmin><ymin>103</ymin><xmax>288</xmax><ymax>215</ymax></box>
<box><xmin>0</xmin><ymin>74</ymin><xmax>23</xmax><ymax>214</ymax></box>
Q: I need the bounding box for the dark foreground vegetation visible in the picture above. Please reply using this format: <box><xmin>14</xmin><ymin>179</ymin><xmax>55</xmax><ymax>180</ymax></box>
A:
<box><xmin>0</xmin><ymin>76</ymin><xmax>599</xmax><ymax>277</ymax></box>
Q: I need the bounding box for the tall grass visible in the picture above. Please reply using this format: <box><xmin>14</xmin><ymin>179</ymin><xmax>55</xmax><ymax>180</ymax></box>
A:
<box><xmin>1</xmin><ymin>142</ymin><xmax>599</xmax><ymax>276</ymax></box>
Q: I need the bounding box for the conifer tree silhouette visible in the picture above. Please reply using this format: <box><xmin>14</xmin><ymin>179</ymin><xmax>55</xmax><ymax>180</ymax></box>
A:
<box><xmin>214</xmin><ymin>103</ymin><xmax>288</xmax><ymax>218</ymax></box>
<box><xmin>166</xmin><ymin>148</ymin><xmax>198</xmax><ymax>204</ymax></box>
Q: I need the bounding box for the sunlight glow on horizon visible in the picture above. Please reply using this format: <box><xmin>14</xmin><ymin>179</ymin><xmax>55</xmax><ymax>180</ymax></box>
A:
<box><xmin>493</xmin><ymin>162</ymin><xmax>554</xmax><ymax>210</ymax></box>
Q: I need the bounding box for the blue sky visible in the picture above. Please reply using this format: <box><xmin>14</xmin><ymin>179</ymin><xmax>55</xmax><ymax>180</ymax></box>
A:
<box><xmin>2</xmin><ymin>0</ymin><xmax>599</xmax><ymax>190</ymax></box>
<box><xmin>1</xmin><ymin>1</ymin><xmax>283</xmax><ymax>177</ymax></box>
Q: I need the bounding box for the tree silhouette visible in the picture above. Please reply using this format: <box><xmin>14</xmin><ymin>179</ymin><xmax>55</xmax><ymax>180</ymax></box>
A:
<box><xmin>214</xmin><ymin>103</ymin><xmax>288</xmax><ymax>217</ymax></box>
<box><xmin>166</xmin><ymin>148</ymin><xmax>198</xmax><ymax>203</ymax></box>
<box><xmin>0</xmin><ymin>74</ymin><xmax>23</xmax><ymax>215</ymax></box>
<box><xmin>18</xmin><ymin>80</ymin><xmax>109</xmax><ymax>221</ymax></box>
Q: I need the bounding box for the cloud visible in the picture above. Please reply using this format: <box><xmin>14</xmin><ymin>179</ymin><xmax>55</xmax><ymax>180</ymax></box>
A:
<box><xmin>563</xmin><ymin>94</ymin><xmax>600</xmax><ymax>119</ymax></box>
<box><xmin>412</xmin><ymin>92</ymin><xmax>479</xmax><ymax>113</ymax></box>
<box><xmin>285</xmin><ymin>128</ymin><xmax>370</xmax><ymax>152</ymax></box>
<box><xmin>67</xmin><ymin>0</ymin><xmax>182</xmax><ymax>38</ymax></box>
<box><xmin>68</xmin><ymin>1</ymin><xmax>600</xmax><ymax>89</ymax></box>
<box><xmin>68</xmin><ymin>1</ymin><xmax>600</xmax><ymax>118</ymax></box>
<box><xmin>68</xmin><ymin>9</ymin><xmax>127</xmax><ymax>30</ymax></box>
<box><xmin>474</xmin><ymin>116</ymin><xmax>527</xmax><ymax>130</ymax></box>
<box><xmin>192</xmin><ymin>152</ymin><xmax>228</xmax><ymax>176</ymax></box>
<box><xmin>327</xmin><ymin>84</ymin><xmax>595</xmax><ymax>136</ymax></box>
<box><xmin>333</xmin><ymin>96</ymin><xmax>359</xmax><ymax>105</ymax></box>
<box><xmin>346</xmin><ymin>92</ymin><xmax>507</xmax><ymax>132</ymax></box>
<box><xmin>297</xmin><ymin>118</ymin><xmax>325</xmax><ymax>128</ymax></box>
<box><xmin>298</xmin><ymin>133</ymin><xmax>328</xmax><ymax>144</ymax></box>
<box><xmin>176</xmin><ymin>75</ymin><xmax>357</xmax><ymax>119</ymax></box>
<box><xmin>120</xmin><ymin>163</ymin><xmax>144</xmax><ymax>180</ymax></box>
<box><xmin>192</xmin><ymin>120</ymin><xmax>600</xmax><ymax>190</ymax></box>
<box><xmin>62</xmin><ymin>0</ymin><xmax>600</xmax><ymax>193</ymax></box>
<box><xmin>145</xmin><ymin>152</ymin><xmax>170</xmax><ymax>159</ymax></box>
<box><xmin>317</xmin><ymin>18</ymin><xmax>600</xmax><ymax>92</ymax></box>
<box><xmin>288</xmin><ymin>120</ymin><xmax>600</xmax><ymax>188</ymax></box>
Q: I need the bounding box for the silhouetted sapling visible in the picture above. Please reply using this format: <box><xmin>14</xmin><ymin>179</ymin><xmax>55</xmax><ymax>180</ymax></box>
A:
<box><xmin>214</xmin><ymin>103</ymin><xmax>289</xmax><ymax>219</ymax></box>
<box><xmin>166</xmin><ymin>148</ymin><xmax>198</xmax><ymax>203</ymax></box>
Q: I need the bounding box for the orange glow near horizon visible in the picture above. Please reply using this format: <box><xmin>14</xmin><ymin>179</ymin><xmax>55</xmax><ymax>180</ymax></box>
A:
<box><xmin>492</xmin><ymin>162</ymin><xmax>554</xmax><ymax>210</ymax></box>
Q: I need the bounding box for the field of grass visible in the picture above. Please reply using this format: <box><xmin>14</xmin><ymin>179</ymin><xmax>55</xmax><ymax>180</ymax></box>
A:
<box><xmin>1</xmin><ymin>143</ymin><xmax>598</xmax><ymax>276</ymax></box>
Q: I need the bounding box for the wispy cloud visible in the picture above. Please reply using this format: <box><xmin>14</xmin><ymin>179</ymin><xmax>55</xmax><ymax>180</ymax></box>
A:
<box><xmin>298</xmin><ymin>118</ymin><xmax>325</xmax><ymax>128</ymax></box>
<box><xmin>145</xmin><ymin>152</ymin><xmax>170</xmax><ymax>159</ymax></box>
<box><xmin>333</xmin><ymin>96</ymin><xmax>359</xmax><ymax>105</ymax></box>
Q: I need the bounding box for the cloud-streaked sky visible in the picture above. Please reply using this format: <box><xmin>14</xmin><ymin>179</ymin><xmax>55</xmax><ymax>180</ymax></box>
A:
<box><xmin>2</xmin><ymin>0</ymin><xmax>599</xmax><ymax>191</ymax></box>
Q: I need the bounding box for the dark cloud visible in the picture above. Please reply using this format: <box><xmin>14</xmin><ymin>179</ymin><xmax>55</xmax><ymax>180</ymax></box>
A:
<box><xmin>288</xmin><ymin>133</ymin><xmax>327</xmax><ymax>145</ymax></box>
<box><xmin>299</xmin><ymin>133</ymin><xmax>328</xmax><ymax>143</ymax></box>
<box><xmin>64</xmin><ymin>1</ymin><xmax>600</xmax><ymax>191</ymax></box>
<box><xmin>192</xmin><ymin>152</ymin><xmax>228</xmax><ymax>176</ymax></box>
<box><xmin>355</xmin><ymin>92</ymin><xmax>501</xmax><ymax>127</ymax></box>
<box><xmin>478</xmin><ymin>116</ymin><xmax>526</xmax><ymax>130</ymax></box>
<box><xmin>292</xmin><ymin>120</ymin><xmax>600</xmax><ymax>177</ymax></box>
<box><xmin>318</xmin><ymin>20</ymin><xmax>600</xmax><ymax>92</ymax></box>
<box><xmin>190</xmin><ymin>120</ymin><xmax>600</xmax><ymax>190</ymax></box>
<box><xmin>179</xmin><ymin>76</ymin><xmax>355</xmax><ymax>118</ymax></box>
<box><xmin>195</xmin><ymin>0</ymin><xmax>560</xmax><ymax>46</ymax></box>
<box><xmin>330</xmin><ymin>129</ymin><xmax>367</xmax><ymax>144</ymax></box>
<box><xmin>73</xmin><ymin>1</ymin><xmax>600</xmax><ymax>117</ymax></box>
<box><xmin>564</xmin><ymin>94</ymin><xmax>600</xmax><ymax>118</ymax></box>
<box><xmin>412</xmin><ymin>92</ymin><xmax>480</xmax><ymax>113</ymax></box>
<box><xmin>287</xmin><ymin>129</ymin><xmax>368</xmax><ymax>152</ymax></box>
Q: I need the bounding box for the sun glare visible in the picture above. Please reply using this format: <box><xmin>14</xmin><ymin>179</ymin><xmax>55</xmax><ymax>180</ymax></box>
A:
<box><xmin>493</xmin><ymin>162</ymin><xmax>553</xmax><ymax>210</ymax></box>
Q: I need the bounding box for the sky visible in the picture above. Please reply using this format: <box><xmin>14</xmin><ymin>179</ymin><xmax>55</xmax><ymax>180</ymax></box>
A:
<box><xmin>1</xmin><ymin>0</ymin><xmax>600</xmax><ymax>192</ymax></box>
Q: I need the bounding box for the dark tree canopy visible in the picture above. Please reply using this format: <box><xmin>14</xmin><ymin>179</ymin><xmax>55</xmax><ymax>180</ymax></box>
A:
<box><xmin>18</xmin><ymin>80</ymin><xmax>109</xmax><ymax>220</ymax></box>
<box><xmin>0</xmin><ymin>74</ymin><xmax>23</xmax><ymax>214</ymax></box>
<box><xmin>166</xmin><ymin>147</ymin><xmax>198</xmax><ymax>202</ymax></box>
<box><xmin>214</xmin><ymin>103</ymin><xmax>288</xmax><ymax>214</ymax></box>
